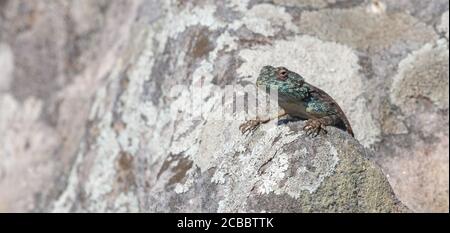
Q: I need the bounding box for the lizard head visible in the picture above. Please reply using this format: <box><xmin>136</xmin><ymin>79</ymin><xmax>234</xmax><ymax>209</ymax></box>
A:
<box><xmin>256</xmin><ymin>65</ymin><xmax>305</xmax><ymax>91</ymax></box>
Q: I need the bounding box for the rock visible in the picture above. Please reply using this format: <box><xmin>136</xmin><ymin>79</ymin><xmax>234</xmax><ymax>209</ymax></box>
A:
<box><xmin>0</xmin><ymin>0</ymin><xmax>447</xmax><ymax>212</ymax></box>
<box><xmin>163</xmin><ymin>121</ymin><xmax>407</xmax><ymax>213</ymax></box>
<box><xmin>390</xmin><ymin>41</ymin><xmax>449</xmax><ymax>113</ymax></box>
<box><xmin>438</xmin><ymin>11</ymin><xmax>449</xmax><ymax>39</ymax></box>
<box><xmin>53</xmin><ymin>118</ymin><xmax>407</xmax><ymax>212</ymax></box>
<box><xmin>297</xmin><ymin>6</ymin><xmax>437</xmax><ymax>53</ymax></box>
<box><xmin>0</xmin><ymin>0</ymin><xmax>141</xmax><ymax>212</ymax></box>
<box><xmin>381</xmin><ymin>39</ymin><xmax>449</xmax><ymax>213</ymax></box>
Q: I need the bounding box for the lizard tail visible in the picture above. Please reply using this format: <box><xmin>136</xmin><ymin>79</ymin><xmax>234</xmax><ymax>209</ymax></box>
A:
<box><xmin>342</xmin><ymin>117</ymin><xmax>354</xmax><ymax>137</ymax></box>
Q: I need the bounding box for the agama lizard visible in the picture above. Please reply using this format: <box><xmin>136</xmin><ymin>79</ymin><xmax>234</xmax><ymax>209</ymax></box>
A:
<box><xmin>239</xmin><ymin>65</ymin><xmax>354</xmax><ymax>137</ymax></box>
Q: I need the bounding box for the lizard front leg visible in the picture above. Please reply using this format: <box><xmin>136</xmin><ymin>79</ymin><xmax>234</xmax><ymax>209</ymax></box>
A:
<box><xmin>303</xmin><ymin>114</ymin><xmax>340</xmax><ymax>137</ymax></box>
<box><xmin>239</xmin><ymin>109</ymin><xmax>287</xmax><ymax>134</ymax></box>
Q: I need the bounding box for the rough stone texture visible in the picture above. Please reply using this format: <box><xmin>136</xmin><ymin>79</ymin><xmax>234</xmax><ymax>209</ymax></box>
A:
<box><xmin>0</xmin><ymin>0</ymin><xmax>142</xmax><ymax>212</ymax></box>
<box><xmin>0</xmin><ymin>0</ymin><xmax>448</xmax><ymax>212</ymax></box>
<box><xmin>438</xmin><ymin>11</ymin><xmax>449</xmax><ymax>39</ymax></box>
<box><xmin>391</xmin><ymin>41</ymin><xmax>449</xmax><ymax>113</ymax></box>
<box><xmin>383</xmin><ymin>39</ymin><xmax>449</xmax><ymax>213</ymax></box>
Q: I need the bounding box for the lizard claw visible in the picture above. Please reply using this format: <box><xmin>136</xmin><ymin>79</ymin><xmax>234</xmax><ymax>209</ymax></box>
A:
<box><xmin>303</xmin><ymin>119</ymin><xmax>327</xmax><ymax>137</ymax></box>
<box><xmin>239</xmin><ymin>119</ymin><xmax>262</xmax><ymax>134</ymax></box>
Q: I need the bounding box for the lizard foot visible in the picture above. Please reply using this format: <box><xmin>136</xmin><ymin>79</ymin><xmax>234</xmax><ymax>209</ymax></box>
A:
<box><xmin>239</xmin><ymin>119</ymin><xmax>262</xmax><ymax>134</ymax></box>
<box><xmin>303</xmin><ymin>119</ymin><xmax>328</xmax><ymax>137</ymax></box>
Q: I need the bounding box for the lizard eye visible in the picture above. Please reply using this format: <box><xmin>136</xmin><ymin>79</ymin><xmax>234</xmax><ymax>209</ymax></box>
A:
<box><xmin>277</xmin><ymin>68</ymin><xmax>288</xmax><ymax>80</ymax></box>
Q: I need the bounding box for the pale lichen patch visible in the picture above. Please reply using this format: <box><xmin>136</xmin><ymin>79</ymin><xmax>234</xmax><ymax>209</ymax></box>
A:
<box><xmin>0</xmin><ymin>94</ymin><xmax>60</xmax><ymax>212</ymax></box>
<box><xmin>112</xmin><ymin>192</ymin><xmax>140</xmax><ymax>212</ymax></box>
<box><xmin>225</xmin><ymin>0</ymin><xmax>250</xmax><ymax>12</ymax></box>
<box><xmin>281</xmin><ymin>142</ymin><xmax>339</xmax><ymax>196</ymax></box>
<box><xmin>84</xmin><ymin>114</ymin><xmax>120</xmax><ymax>208</ymax></box>
<box><xmin>390</xmin><ymin>40</ymin><xmax>449</xmax><ymax>113</ymax></box>
<box><xmin>214</xmin><ymin>124</ymin><xmax>304</xmax><ymax>212</ymax></box>
<box><xmin>230</xmin><ymin>4</ymin><xmax>298</xmax><ymax>37</ymax></box>
<box><xmin>298</xmin><ymin>7</ymin><xmax>437</xmax><ymax>52</ymax></box>
<box><xmin>165</xmin><ymin>4</ymin><xmax>224</xmax><ymax>38</ymax></box>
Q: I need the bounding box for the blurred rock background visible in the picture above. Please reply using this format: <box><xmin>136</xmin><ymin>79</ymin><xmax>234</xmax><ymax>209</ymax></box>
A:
<box><xmin>0</xmin><ymin>0</ymin><xmax>448</xmax><ymax>212</ymax></box>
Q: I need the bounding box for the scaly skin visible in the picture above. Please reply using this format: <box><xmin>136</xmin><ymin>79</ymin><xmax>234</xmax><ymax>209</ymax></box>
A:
<box><xmin>240</xmin><ymin>65</ymin><xmax>354</xmax><ymax>137</ymax></box>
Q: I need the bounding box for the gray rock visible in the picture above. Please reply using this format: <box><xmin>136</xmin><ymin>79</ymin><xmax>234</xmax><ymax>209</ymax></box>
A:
<box><xmin>0</xmin><ymin>0</ymin><xmax>141</xmax><ymax>212</ymax></box>
<box><xmin>150</xmin><ymin>121</ymin><xmax>407</xmax><ymax>213</ymax></box>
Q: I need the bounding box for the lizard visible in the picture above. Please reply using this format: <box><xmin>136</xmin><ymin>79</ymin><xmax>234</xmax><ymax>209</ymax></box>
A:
<box><xmin>239</xmin><ymin>65</ymin><xmax>354</xmax><ymax>137</ymax></box>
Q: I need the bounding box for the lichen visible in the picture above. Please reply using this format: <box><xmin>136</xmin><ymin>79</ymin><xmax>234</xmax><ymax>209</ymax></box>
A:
<box><xmin>298</xmin><ymin>7</ymin><xmax>437</xmax><ymax>52</ymax></box>
<box><xmin>281</xmin><ymin>142</ymin><xmax>339</xmax><ymax>196</ymax></box>
<box><xmin>229</xmin><ymin>4</ymin><xmax>299</xmax><ymax>37</ymax></box>
<box><xmin>390</xmin><ymin>40</ymin><xmax>449</xmax><ymax>113</ymax></box>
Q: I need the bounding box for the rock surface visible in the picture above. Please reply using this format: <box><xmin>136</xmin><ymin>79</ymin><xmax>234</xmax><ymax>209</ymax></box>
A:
<box><xmin>0</xmin><ymin>0</ymin><xmax>448</xmax><ymax>212</ymax></box>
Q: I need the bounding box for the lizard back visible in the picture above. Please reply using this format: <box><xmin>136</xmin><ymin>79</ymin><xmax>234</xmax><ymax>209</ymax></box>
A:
<box><xmin>307</xmin><ymin>84</ymin><xmax>354</xmax><ymax>137</ymax></box>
